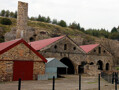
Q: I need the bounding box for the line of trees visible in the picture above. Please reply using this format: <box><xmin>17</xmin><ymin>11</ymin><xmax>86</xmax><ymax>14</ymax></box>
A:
<box><xmin>0</xmin><ymin>10</ymin><xmax>84</xmax><ymax>31</ymax></box>
<box><xmin>85</xmin><ymin>27</ymin><xmax>119</xmax><ymax>40</ymax></box>
<box><xmin>0</xmin><ymin>10</ymin><xmax>17</xmax><ymax>18</ymax></box>
<box><xmin>0</xmin><ymin>9</ymin><xmax>119</xmax><ymax>40</ymax></box>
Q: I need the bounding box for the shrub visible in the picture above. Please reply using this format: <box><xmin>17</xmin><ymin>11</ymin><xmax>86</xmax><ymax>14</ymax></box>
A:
<box><xmin>116</xmin><ymin>67</ymin><xmax>119</xmax><ymax>70</ymax></box>
<box><xmin>0</xmin><ymin>18</ymin><xmax>12</xmax><ymax>25</ymax></box>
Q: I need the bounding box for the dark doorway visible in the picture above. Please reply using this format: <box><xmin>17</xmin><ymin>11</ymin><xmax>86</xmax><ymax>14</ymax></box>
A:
<box><xmin>97</xmin><ymin>60</ymin><xmax>103</xmax><ymax>70</ymax></box>
<box><xmin>58</xmin><ymin>58</ymin><xmax>75</xmax><ymax>74</ymax></box>
<box><xmin>78</xmin><ymin>65</ymin><xmax>84</xmax><ymax>73</ymax></box>
<box><xmin>78</xmin><ymin>61</ymin><xmax>86</xmax><ymax>74</ymax></box>
<box><xmin>106</xmin><ymin>63</ymin><xmax>109</xmax><ymax>71</ymax></box>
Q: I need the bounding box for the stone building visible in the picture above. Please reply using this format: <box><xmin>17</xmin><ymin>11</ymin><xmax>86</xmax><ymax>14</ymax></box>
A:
<box><xmin>30</xmin><ymin>36</ymin><xmax>114</xmax><ymax>75</ymax></box>
<box><xmin>0</xmin><ymin>39</ymin><xmax>47</xmax><ymax>81</ymax></box>
<box><xmin>80</xmin><ymin>44</ymin><xmax>113</xmax><ymax>75</ymax></box>
<box><xmin>30</xmin><ymin>35</ymin><xmax>85</xmax><ymax>74</ymax></box>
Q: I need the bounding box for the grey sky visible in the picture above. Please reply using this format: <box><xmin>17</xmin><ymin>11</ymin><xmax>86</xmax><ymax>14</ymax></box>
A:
<box><xmin>0</xmin><ymin>0</ymin><xmax>119</xmax><ymax>31</ymax></box>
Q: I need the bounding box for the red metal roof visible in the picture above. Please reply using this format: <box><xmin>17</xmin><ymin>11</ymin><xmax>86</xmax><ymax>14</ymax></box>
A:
<box><xmin>0</xmin><ymin>39</ymin><xmax>47</xmax><ymax>62</ymax></box>
<box><xmin>80</xmin><ymin>44</ymin><xmax>99</xmax><ymax>53</ymax></box>
<box><xmin>0</xmin><ymin>39</ymin><xmax>20</xmax><ymax>52</ymax></box>
<box><xmin>29</xmin><ymin>36</ymin><xmax>65</xmax><ymax>50</ymax></box>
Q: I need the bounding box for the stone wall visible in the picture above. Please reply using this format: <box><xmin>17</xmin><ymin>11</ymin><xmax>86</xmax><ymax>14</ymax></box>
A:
<box><xmin>0</xmin><ymin>43</ymin><xmax>45</xmax><ymax>81</ymax></box>
<box><xmin>16</xmin><ymin>1</ymin><xmax>28</xmax><ymax>40</ymax></box>
<box><xmin>39</xmin><ymin>37</ymin><xmax>86</xmax><ymax>74</ymax></box>
<box><xmin>84</xmin><ymin>45</ymin><xmax>114</xmax><ymax>75</ymax></box>
<box><xmin>39</xmin><ymin>37</ymin><xmax>114</xmax><ymax>75</ymax></box>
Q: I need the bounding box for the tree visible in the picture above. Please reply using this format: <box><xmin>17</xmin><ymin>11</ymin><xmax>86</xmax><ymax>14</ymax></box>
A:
<box><xmin>14</xmin><ymin>11</ymin><xmax>17</xmax><ymax>18</ymax></box>
<box><xmin>69</xmin><ymin>22</ymin><xmax>78</xmax><ymax>29</ymax></box>
<box><xmin>9</xmin><ymin>11</ymin><xmax>14</xmax><ymax>18</ymax></box>
<box><xmin>52</xmin><ymin>19</ymin><xmax>58</xmax><ymax>24</ymax></box>
<box><xmin>5</xmin><ymin>10</ymin><xmax>10</xmax><ymax>17</ymax></box>
<box><xmin>111</xmin><ymin>27</ymin><xmax>117</xmax><ymax>33</ymax></box>
<box><xmin>58</xmin><ymin>20</ymin><xmax>67</xmax><ymax>27</ymax></box>
<box><xmin>109</xmin><ymin>32</ymin><xmax>119</xmax><ymax>39</ymax></box>
<box><xmin>30</xmin><ymin>17</ymin><xmax>37</xmax><ymax>21</ymax></box>
<box><xmin>77</xmin><ymin>23</ymin><xmax>81</xmax><ymax>30</ymax></box>
<box><xmin>0</xmin><ymin>10</ymin><xmax>5</xmax><ymax>16</ymax></box>
<box><xmin>46</xmin><ymin>16</ymin><xmax>51</xmax><ymax>23</ymax></box>
<box><xmin>80</xmin><ymin>27</ymin><xmax>85</xmax><ymax>32</ymax></box>
<box><xmin>0</xmin><ymin>18</ymin><xmax>12</xmax><ymax>25</ymax></box>
<box><xmin>40</xmin><ymin>16</ymin><xmax>47</xmax><ymax>22</ymax></box>
<box><xmin>37</xmin><ymin>15</ymin><xmax>41</xmax><ymax>21</ymax></box>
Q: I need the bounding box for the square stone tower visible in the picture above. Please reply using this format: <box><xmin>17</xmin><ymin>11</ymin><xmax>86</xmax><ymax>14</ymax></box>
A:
<box><xmin>16</xmin><ymin>1</ymin><xmax>28</xmax><ymax>40</ymax></box>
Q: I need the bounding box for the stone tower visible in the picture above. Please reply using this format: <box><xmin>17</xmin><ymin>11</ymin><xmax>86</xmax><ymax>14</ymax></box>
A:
<box><xmin>16</xmin><ymin>1</ymin><xmax>28</xmax><ymax>40</ymax></box>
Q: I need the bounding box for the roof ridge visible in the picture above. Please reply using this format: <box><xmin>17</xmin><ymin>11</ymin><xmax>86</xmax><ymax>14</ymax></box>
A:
<box><xmin>29</xmin><ymin>35</ymin><xmax>65</xmax><ymax>43</ymax></box>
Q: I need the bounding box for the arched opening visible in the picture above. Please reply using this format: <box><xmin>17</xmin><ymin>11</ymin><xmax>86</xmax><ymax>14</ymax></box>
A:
<box><xmin>97</xmin><ymin>60</ymin><xmax>103</xmax><ymax>70</ymax></box>
<box><xmin>78</xmin><ymin>61</ymin><xmax>86</xmax><ymax>74</ymax></box>
<box><xmin>98</xmin><ymin>47</ymin><xmax>101</xmax><ymax>54</ymax></box>
<box><xmin>57</xmin><ymin>57</ymin><xmax>75</xmax><ymax>74</ymax></box>
<box><xmin>106</xmin><ymin>63</ymin><xmax>109</xmax><ymax>71</ymax></box>
<box><xmin>90</xmin><ymin>62</ymin><xmax>94</xmax><ymax>65</ymax></box>
<box><xmin>29</xmin><ymin>37</ymin><xmax>35</xmax><ymax>42</ymax></box>
<box><xmin>64</xmin><ymin>44</ymin><xmax>67</xmax><ymax>50</ymax></box>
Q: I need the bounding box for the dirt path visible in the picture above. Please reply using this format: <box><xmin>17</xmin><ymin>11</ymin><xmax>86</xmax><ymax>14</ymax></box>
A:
<box><xmin>0</xmin><ymin>75</ymin><xmax>118</xmax><ymax>90</ymax></box>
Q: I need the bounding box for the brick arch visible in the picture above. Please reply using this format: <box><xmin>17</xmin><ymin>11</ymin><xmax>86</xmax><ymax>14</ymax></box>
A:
<box><xmin>106</xmin><ymin>63</ymin><xmax>109</xmax><ymax>71</ymax></box>
<box><xmin>97</xmin><ymin>60</ymin><xmax>103</xmax><ymax>70</ymax></box>
<box><xmin>59</xmin><ymin>57</ymin><xmax>75</xmax><ymax>74</ymax></box>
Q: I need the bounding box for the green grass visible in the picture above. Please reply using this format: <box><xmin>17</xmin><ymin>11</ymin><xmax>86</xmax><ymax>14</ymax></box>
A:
<box><xmin>0</xmin><ymin>16</ymin><xmax>99</xmax><ymax>43</ymax></box>
<box><xmin>87</xmin><ymin>81</ymin><xmax>97</xmax><ymax>84</ymax></box>
<box><xmin>116</xmin><ymin>67</ymin><xmax>119</xmax><ymax>70</ymax></box>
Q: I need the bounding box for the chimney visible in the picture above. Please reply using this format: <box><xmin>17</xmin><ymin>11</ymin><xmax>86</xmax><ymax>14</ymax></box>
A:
<box><xmin>16</xmin><ymin>1</ymin><xmax>28</xmax><ymax>40</ymax></box>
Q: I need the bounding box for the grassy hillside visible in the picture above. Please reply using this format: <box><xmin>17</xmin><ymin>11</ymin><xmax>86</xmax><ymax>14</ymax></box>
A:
<box><xmin>0</xmin><ymin>17</ymin><xmax>98</xmax><ymax>44</ymax></box>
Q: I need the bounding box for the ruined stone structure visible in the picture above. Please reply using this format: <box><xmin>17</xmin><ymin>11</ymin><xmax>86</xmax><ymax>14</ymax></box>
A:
<box><xmin>30</xmin><ymin>36</ymin><xmax>114</xmax><ymax>75</ymax></box>
<box><xmin>0</xmin><ymin>39</ymin><xmax>46</xmax><ymax>81</ymax></box>
<box><xmin>5</xmin><ymin>1</ymin><xmax>50</xmax><ymax>42</ymax></box>
<box><xmin>16</xmin><ymin>1</ymin><xmax>28</xmax><ymax>40</ymax></box>
<box><xmin>80</xmin><ymin>44</ymin><xmax>113</xmax><ymax>76</ymax></box>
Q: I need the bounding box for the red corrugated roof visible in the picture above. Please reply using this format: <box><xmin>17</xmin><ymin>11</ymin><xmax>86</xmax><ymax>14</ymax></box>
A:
<box><xmin>0</xmin><ymin>39</ymin><xmax>20</xmax><ymax>52</ymax></box>
<box><xmin>0</xmin><ymin>39</ymin><xmax>47</xmax><ymax>62</ymax></box>
<box><xmin>80</xmin><ymin>44</ymin><xmax>99</xmax><ymax>53</ymax></box>
<box><xmin>29</xmin><ymin>36</ymin><xmax>65</xmax><ymax>50</ymax></box>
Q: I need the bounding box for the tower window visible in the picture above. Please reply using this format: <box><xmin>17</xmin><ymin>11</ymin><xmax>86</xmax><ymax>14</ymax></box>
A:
<box><xmin>94</xmin><ymin>49</ymin><xmax>96</xmax><ymax>52</ymax></box>
<box><xmin>29</xmin><ymin>37</ymin><xmax>35</xmax><ymax>42</ymax></box>
<box><xmin>54</xmin><ymin>45</ymin><xmax>57</xmax><ymax>49</ymax></box>
<box><xmin>73</xmin><ymin>47</ymin><xmax>76</xmax><ymax>50</ymax></box>
<box><xmin>64</xmin><ymin>44</ymin><xmax>67</xmax><ymax>50</ymax></box>
<box><xmin>99</xmin><ymin>47</ymin><xmax>101</xmax><ymax>54</ymax></box>
<box><xmin>103</xmin><ymin>50</ymin><xmax>106</xmax><ymax>53</ymax></box>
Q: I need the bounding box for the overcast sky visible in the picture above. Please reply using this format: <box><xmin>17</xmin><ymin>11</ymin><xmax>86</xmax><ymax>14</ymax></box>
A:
<box><xmin>0</xmin><ymin>0</ymin><xmax>119</xmax><ymax>31</ymax></box>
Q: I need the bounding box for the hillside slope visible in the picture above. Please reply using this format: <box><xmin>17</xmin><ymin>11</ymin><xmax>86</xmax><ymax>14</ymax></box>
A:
<box><xmin>0</xmin><ymin>17</ymin><xmax>119</xmax><ymax>65</ymax></box>
<box><xmin>0</xmin><ymin>17</ymin><xmax>98</xmax><ymax>45</ymax></box>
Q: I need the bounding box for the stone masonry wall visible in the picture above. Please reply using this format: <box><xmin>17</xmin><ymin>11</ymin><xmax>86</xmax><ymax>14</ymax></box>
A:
<box><xmin>16</xmin><ymin>1</ymin><xmax>28</xmax><ymax>40</ymax></box>
<box><xmin>39</xmin><ymin>37</ymin><xmax>86</xmax><ymax>74</ymax></box>
<box><xmin>39</xmin><ymin>37</ymin><xmax>114</xmax><ymax>75</ymax></box>
<box><xmin>0</xmin><ymin>43</ymin><xmax>45</xmax><ymax>81</ymax></box>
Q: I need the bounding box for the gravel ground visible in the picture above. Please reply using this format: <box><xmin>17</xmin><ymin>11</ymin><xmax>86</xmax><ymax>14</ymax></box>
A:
<box><xmin>0</xmin><ymin>75</ymin><xmax>118</xmax><ymax>90</ymax></box>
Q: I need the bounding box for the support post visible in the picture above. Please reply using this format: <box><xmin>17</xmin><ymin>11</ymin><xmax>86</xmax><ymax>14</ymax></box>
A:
<box><xmin>79</xmin><ymin>74</ymin><xmax>81</xmax><ymax>90</ymax></box>
<box><xmin>53</xmin><ymin>76</ymin><xmax>55</xmax><ymax>90</ymax></box>
<box><xmin>115</xmin><ymin>72</ymin><xmax>117</xmax><ymax>90</ymax></box>
<box><xmin>98</xmin><ymin>74</ymin><xmax>100</xmax><ymax>90</ymax></box>
<box><xmin>112</xmin><ymin>72</ymin><xmax>114</xmax><ymax>84</ymax></box>
<box><xmin>18</xmin><ymin>78</ymin><xmax>21</xmax><ymax>90</ymax></box>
